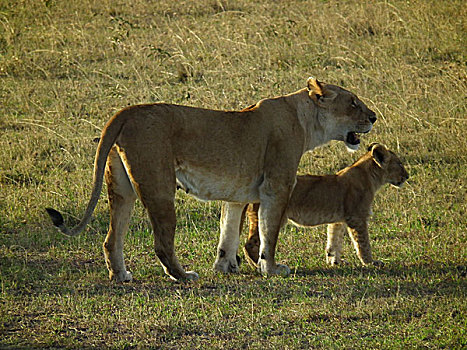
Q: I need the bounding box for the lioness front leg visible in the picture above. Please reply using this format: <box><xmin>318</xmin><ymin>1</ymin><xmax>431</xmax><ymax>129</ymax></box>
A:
<box><xmin>325</xmin><ymin>223</ymin><xmax>347</xmax><ymax>266</ymax></box>
<box><xmin>346</xmin><ymin>220</ymin><xmax>383</xmax><ymax>267</ymax></box>
<box><xmin>103</xmin><ymin>148</ymin><xmax>136</xmax><ymax>282</ymax></box>
<box><xmin>213</xmin><ymin>202</ymin><xmax>246</xmax><ymax>273</ymax></box>
<box><xmin>257</xmin><ymin>185</ymin><xmax>292</xmax><ymax>277</ymax></box>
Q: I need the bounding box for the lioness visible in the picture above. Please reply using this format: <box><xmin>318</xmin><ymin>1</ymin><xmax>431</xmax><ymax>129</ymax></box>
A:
<box><xmin>243</xmin><ymin>143</ymin><xmax>408</xmax><ymax>268</ymax></box>
<box><xmin>46</xmin><ymin>77</ymin><xmax>376</xmax><ymax>282</ymax></box>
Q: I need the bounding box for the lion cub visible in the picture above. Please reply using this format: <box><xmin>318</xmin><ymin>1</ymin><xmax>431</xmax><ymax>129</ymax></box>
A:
<box><xmin>243</xmin><ymin>143</ymin><xmax>409</xmax><ymax>268</ymax></box>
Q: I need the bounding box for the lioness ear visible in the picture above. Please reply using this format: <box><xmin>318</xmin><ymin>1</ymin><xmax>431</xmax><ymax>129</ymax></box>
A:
<box><xmin>370</xmin><ymin>143</ymin><xmax>387</xmax><ymax>168</ymax></box>
<box><xmin>307</xmin><ymin>77</ymin><xmax>338</xmax><ymax>105</ymax></box>
<box><xmin>307</xmin><ymin>77</ymin><xmax>324</xmax><ymax>103</ymax></box>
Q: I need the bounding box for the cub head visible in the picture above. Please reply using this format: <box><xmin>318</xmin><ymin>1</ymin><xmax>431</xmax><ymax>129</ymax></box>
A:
<box><xmin>307</xmin><ymin>77</ymin><xmax>377</xmax><ymax>151</ymax></box>
<box><xmin>368</xmin><ymin>143</ymin><xmax>409</xmax><ymax>187</ymax></box>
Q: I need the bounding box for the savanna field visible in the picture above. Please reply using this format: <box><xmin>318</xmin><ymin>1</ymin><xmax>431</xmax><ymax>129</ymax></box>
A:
<box><xmin>0</xmin><ymin>0</ymin><xmax>465</xmax><ymax>348</ymax></box>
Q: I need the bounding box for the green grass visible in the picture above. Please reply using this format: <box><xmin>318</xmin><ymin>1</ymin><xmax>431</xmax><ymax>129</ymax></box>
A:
<box><xmin>1</xmin><ymin>0</ymin><xmax>466</xmax><ymax>348</ymax></box>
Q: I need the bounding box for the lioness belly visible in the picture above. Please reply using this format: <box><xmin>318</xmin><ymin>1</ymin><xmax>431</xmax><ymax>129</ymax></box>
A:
<box><xmin>175</xmin><ymin>167</ymin><xmax>260</xmax><ymax>203</ymax></box>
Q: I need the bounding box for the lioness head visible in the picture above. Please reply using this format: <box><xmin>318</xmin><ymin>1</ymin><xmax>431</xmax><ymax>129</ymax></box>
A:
<box><xmin>368</xmin><ymin>143</ymin><xmax>409</xmax><ymax>187</ymax></box>
<box><xmin>307</xmin><ymin>77</ymin><xmax>377</xmax><ymax>151</ymax></box>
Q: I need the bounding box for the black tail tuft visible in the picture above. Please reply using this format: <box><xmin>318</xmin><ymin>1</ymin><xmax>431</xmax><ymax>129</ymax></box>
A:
<box><xmin>46</xmin><ymin>208</ymin><xmax>64</xmax><ymax>227</ymax></box>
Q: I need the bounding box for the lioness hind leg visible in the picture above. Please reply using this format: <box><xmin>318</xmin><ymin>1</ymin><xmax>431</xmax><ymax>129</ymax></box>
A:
<box><xmin>104</xmin><ymin>148</ymin><xmax>136</xmax><ymax>282</ymax></box>
<box><xmin>145</xmin><ymin>197</ymin><xmax>198</xmax><ymax>281</ymax></box>
<box><xmin>122</xmin><ymin>145</ymin><xmax>197</xmax><ymax>282</ymax></box>
<box><xmin>214</xmin><ymin>202</ymin><xmax>246</xmax><ymax>273</ymax></box>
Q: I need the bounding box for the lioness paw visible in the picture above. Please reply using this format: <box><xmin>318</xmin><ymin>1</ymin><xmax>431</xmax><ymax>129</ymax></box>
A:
<box><xmin>169</xmin><ymin>271</ymin><xmax>199</xmax><ymax>282</ymax></box>
<box><xmin>258</xmin><ymin>261</ymin><xmax>291</xmax><ymax>277</ymax></box>
<box><xmin>213</xmin><ymin>257</ymin><xmax>240</xmax><ymax>274</ymax></box>
<box><xmin>371</xmin><ymin>260</ymin><xmax>385</xmax><ymax>267</ymax></box>
<box><xmin>110</xmin><ymin>270</ymin><xmax>133</xmax><ymax>283</ymax></box>
<box><xmin>185</xmin><ymin>271</ymin><xmax>200</xmax><ymax>280</ymax></box>
<box><xmin>275</xmin><ymin>264</ymin><xmax>291</xmax><ymax>277</ymax></box>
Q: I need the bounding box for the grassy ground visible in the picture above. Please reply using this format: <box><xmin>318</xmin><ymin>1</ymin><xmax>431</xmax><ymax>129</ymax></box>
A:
<box><xmin>1</xmin><ymin>0</ymin><xmax>466</xmax><ymax>348</ymax></box>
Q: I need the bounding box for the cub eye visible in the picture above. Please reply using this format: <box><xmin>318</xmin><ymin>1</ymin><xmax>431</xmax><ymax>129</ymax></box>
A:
<box><xmin>351</xmin><ymin>100</ymin><xmax>358</xmax><ymax>108</ymax></box>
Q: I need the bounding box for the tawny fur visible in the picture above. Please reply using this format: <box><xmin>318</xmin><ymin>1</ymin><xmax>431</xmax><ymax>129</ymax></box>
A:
<box><xmin>46</xmin><ymin>77</ymin><xmax>376</xmax><ymax>282</ymax></box>
<box><xmin>243</xmin><ymin>144</ymin><xmax>408</xmax><ymax>268</ymax></box>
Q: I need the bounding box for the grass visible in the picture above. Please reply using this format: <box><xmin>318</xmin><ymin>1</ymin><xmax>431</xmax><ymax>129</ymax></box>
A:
<box><xmin>0</xmin><ymin>0</ymin><xmax>466</xmax><ymax>348</ymax></box>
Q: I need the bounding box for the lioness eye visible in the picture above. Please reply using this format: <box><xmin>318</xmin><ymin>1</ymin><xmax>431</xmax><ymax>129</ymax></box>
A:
<box><xmin>351</xmin><ymin>100</ymin><xmax>358</xmax><ymax>108</ymax></box>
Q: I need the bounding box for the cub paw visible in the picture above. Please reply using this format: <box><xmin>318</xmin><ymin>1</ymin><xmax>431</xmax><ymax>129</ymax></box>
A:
<box><xmin>244</xmin><ymin>237</ymin><xmax>260</xmax><ymax>268</ymax></box>
<box><xmin>362</xmin><ymin>259</ymin><xmax>384</xmax><ymax>268</ymax></box>
<box><xmin>243</xmin><ymin>245</ymin><xmax>259</xmax><ymax>269</ymax></box>
<box><xmin>326</xmin><ymin>249</ymin><xmax>344</xmax><ymax>266</ymax></box>
<box><xmin>326</xmin><ymin>254</ymin><xmax>342</xmax><ymax>266</ymax></box>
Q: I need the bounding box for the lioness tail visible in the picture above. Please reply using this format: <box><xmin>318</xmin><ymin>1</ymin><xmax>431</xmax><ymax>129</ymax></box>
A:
<box><xmin>46</xmin><ymin>109</ymin><xmax>127</xmax><ymax>237</ymax></box>
<box><xmin>45</xmin><ymin>207</ymin><xmax>78</xmax><ymax>236</ymax></box>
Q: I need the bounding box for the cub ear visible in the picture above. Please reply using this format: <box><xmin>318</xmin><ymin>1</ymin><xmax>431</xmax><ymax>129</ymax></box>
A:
<box><xmin>307</xmin><ymin>76</ymin><xmax>337</xmax><ymax>105</ymax></box>
<box><xmin>370</xmin><ymin>143</ymin><xmax>388</xmax><ymax>168</ymax></box>
<box><xmin>367</xmin><ymin>142</ymin><xmax>380</xmax><ymax>152</ymax></box>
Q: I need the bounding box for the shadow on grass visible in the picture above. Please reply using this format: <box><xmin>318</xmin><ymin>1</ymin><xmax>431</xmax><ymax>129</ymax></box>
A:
<box><xmin>298</xmin><ymin>262</ymin><xmax>466</xmax><ymax>278</ymax></box>
<box><xmin>2</xmin><ymin>244</ymin><xmax>466</xmax><ymax>302</ymax></box>
<box><xmin>296</xmin><ymin>262</ymin><xmax>466</xmax><ymax>298</ymax></box>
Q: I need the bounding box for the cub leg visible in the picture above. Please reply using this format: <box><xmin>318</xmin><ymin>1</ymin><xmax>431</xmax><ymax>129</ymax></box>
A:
<box><xmin>243</xmin><ymin>203</ymin><xmax>261</xmax><ymax>268</ymax></box>
<box><xmin>214</xmin><ymin>202</ymin><xmax>246</xmax><ymax>273</ymax></box>
<box><xmin>346</xmin><ymin>220</ymin><xmax>383</xmax><ymax>266</ymax></box>
<box><xmin>325</xmin><ymin>223</ymin><xmax>347</xmax><ymax>266</ymax></box>
<box><xmin>103</xmin><ymin>147</ymin><xmax>136</xmax><ymax>282</ymax></box>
